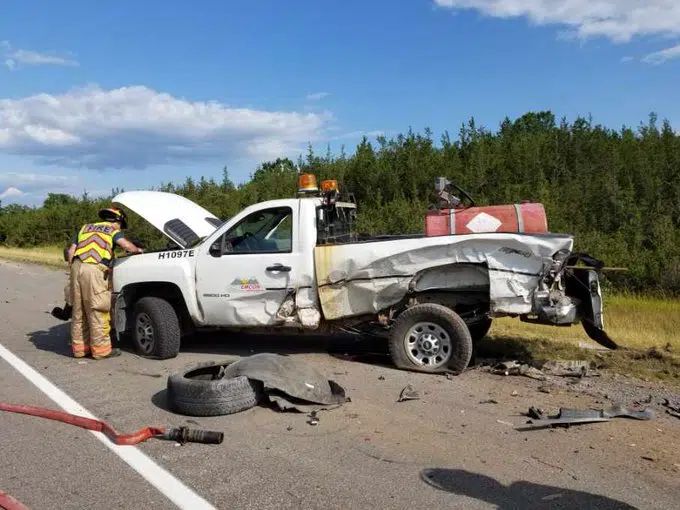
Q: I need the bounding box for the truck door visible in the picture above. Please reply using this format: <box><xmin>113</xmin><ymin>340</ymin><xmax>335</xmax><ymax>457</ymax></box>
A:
<box><xmin>194</xmin><ymin>204</ymin><xmax>301</xmax><ymax>326</ymax></box>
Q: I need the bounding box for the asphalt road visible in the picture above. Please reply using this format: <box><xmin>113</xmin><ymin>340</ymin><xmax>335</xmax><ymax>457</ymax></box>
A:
<box><xmin>1</xmin><ymin>259</ymin><xmax>679</xmax><ymax>509</ymax></box>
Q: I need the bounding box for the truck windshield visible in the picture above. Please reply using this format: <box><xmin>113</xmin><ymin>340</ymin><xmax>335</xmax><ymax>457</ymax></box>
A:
<box><xmin>316</xmin><ymin>204</ymin><xmax>357</xmax><ymax>245</ymax></box>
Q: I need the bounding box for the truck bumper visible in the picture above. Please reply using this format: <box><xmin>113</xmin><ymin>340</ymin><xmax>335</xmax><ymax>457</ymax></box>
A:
<box><xmin>568</xmin><ymin>268</ymin><xmax>618</xmax><ymax>350</ymax></box>
<box><xmin>523</xmin><ymin>261</ymin><xmax>618</xmax><ymax>350</ymax></box>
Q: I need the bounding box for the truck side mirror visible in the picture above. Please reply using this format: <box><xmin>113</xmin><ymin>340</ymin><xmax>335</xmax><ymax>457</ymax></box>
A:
<box><xmin>209</xmin><ymin>240</ymin><xmax>222</xmax><ymax>257</ymax></box>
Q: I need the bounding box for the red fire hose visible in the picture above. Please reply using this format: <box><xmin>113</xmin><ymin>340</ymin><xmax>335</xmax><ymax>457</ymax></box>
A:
<box><xmin>0</xmin><ymin>491</ymin><xmax>31</xmax><ymax>510</ymax></box>
<box><xmin>0</xmin><ymin>402</ymin><xmax>224</xmax><ymax>509</ymax></box>
<box><xmin>0</xmin><ymin>402</ymin><xmax>224</xmax><ymax>445</ymax></box>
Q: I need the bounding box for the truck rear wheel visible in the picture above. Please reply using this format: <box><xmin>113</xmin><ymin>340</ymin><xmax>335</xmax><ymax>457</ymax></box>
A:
<box><xmin>389</xmin><ymin>303</ymin><xmax>473</xmax><ymax>374</ymax></box>
<box><xmin>132</xmin><ymin>296</ymin><xmax>181</xmax><ymax>360</ymax></box>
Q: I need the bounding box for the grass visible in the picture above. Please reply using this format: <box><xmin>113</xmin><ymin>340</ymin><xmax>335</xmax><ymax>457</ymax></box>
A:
<box><xmin>490</xmin><ymin>294</ymin><xmax>680</xmax><ymax>353</ymax></box>
<box><xmin>481</xmin><ymin>295</ymin><xmax>680</xmax><ymax>386</ymax></box>
<box><xmin>0</xmin><ymin>245</ymin><xmax>66</xmax><ymax>268</ymax></box>
<box><xmin>1</xmin><ymin>245</ymin><xmax>678</xmax><ymax>384</ymax></box>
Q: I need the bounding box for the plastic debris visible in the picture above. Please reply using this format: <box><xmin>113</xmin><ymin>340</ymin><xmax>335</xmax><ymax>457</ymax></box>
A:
<box><xmin>397</xmin><ymin>385</ymin><xmax>420</xmax><ymax>402</ymax></box>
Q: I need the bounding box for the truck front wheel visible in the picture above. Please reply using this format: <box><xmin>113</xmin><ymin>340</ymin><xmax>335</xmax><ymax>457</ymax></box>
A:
<box><xmin>132</xmin><ymin>296</ymin><xmax>181</xmax><ymax>360</ymax></box>
<box><xmin>389</xmin><ymin>303</ymin><xmax>473</xmax><ymax>374</ymax></box>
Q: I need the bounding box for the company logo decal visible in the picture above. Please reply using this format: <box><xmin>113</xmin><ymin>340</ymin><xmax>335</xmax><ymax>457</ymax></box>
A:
<box><xmin>231</xmin><ymin>277</ymin><xmax>262</xmax><ymax>291</ymax></box>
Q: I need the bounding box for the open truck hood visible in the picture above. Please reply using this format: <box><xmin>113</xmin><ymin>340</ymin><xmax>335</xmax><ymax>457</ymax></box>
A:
<box><xmin>112</xmin><ymin>191</ymin><xmax>221</xmax><ymax>249</ymax></box>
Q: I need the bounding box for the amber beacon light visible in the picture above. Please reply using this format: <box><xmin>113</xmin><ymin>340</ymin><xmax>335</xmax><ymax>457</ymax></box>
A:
<box><xmin>298</xmin><ymin>173</ymin><xmax>319</xmax><ymax>192</ymax></box>
<box><xmin>321</xmin><ymin>179</ymin><xmax>338</xmax><ymax>192</ymax></box>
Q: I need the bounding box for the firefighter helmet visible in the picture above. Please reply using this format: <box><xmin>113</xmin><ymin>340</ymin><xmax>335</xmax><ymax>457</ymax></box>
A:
<box><xmin>98</xmin><ymin>207</ymin><xmax>128</xmax><ymax>229</ymax></box>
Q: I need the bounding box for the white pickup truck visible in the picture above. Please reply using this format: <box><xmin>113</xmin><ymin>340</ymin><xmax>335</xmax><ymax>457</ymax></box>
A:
<box><xmin>109</xmin><ymin>177</ymin><xmax>614</xmax><ymax>373</ymax></box>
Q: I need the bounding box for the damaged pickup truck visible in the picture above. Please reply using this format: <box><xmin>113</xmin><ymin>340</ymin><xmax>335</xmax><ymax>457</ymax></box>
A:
<box><xmin>109</xmin><ymin>174</ymin><xmax>615</xmax><ymax>374</ymax></box>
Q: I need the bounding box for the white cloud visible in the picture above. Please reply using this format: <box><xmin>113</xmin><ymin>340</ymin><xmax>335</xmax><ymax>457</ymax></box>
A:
<box><xmin>0</xmin><ymin>172</ymin><xmax>75</xmax><ymax>191</ymax></box>
<box><xmin>0</xmin><ymin>186</ymin><xmax>24</xmax><ymax>199</ymax></box>
<box><xmin>0</xmin><ymin>85</ymin><xmax>334</xmax><ymax>169</ymax></box>
<box><xmin>1</xmin><ymin>41</ymin><xmax>78</xmax><ymax>70</ymax></box>
<box><xmin>433</xmin><ymin>1</ymin><xmax>680</xmax><ymax>43</ymax></box>
<box><xmin>642</xmin><ymin>43</ymin><xmax>680</xmax><ymax>64</ymax></box>
<box><xmin>306</xmin><ymin>91</ymin><xmax>331</xmax><ymax>101</ymax></box>
<box><xmin>0</xmin><ymin>172</ymin><xmax>77</xmax><ymax>203</ymax></box>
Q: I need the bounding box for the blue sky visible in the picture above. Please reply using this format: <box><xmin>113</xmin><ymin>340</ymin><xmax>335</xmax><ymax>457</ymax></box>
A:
<box><xmin>1</xmin><ymin>0</ymin><xmax>679</xmax><ymax>205</ymax></box>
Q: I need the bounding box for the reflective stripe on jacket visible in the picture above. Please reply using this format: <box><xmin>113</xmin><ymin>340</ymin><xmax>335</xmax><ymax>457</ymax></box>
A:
<box><xmin>73</xmin><ymin>222</ymin><xmax>122</xmax><ymax>266</ymax></box>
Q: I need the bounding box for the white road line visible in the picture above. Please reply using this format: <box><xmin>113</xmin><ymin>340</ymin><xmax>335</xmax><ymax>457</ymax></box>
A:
<box><xmin>0</xmin><ymin>343</ymin><xmax>217</xmax><ymax>510</ymax></box>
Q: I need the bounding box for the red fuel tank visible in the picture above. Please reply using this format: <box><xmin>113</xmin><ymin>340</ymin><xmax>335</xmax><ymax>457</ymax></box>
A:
<box><xmin>425</xmin><ymin>202</ymin><xmax>548</xmax><ymax>236</ymax></box>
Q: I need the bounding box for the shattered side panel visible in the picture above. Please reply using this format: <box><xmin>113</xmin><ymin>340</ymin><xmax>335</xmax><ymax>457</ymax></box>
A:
<box><xmin>314</xmin><ymin>233</ymin><xmax>574</xmax><ymax>320</ymax></box>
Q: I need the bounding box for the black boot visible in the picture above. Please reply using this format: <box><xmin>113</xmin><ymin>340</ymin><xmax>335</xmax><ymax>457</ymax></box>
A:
<box><xmin>51</xmin><ymin>304</ymin><xmax>72</xmax><ymax>321</ymax></box>
<box><xmin>51</xmin><ymin>306</ymin><xmax>67</xmax><ymax>321</ymax></box>
<box><xmin>95</xmin><ymin>348</ymin><xmax>122</xmax><ymax>359</ymax></box>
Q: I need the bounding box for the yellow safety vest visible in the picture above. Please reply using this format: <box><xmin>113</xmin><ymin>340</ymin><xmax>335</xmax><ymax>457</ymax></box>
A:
<box><xmin>73</xmin><ymin>222</ymin><xmax>121</xmax><ymax>266</ymax></box>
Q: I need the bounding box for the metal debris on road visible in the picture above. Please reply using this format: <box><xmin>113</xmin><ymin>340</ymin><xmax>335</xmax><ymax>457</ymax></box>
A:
<box><xmin>541</xmin><ymin>360</ymin><xmax>600</xmax><ymax>378</ymax></box>
<box><xmin>661</xmin><ymin>398</ymin><xmax>680</xmax><ymax>418</ymax></box>
<box><xmin>398</xmin><ymin>385</ymin><xmax>420</xmax><ymax>402</ymax></box>
<box><xmin>516</xmin><ymin>403</ymin><xmax>655</xmax><ymax>431</ymax></box>
<box><xmin>307</xmin><ymin>411</ymin><xmax>319</xmax><ymax>426</ymax></box>
<box><xmin>661</xmin><ymin>399</ymin><xmax>680</xmax><ymax>419</ymax></box>
<box><xmin>634</xmin><ymin>395</ymin><xmax>653</xmax><ymax>406</ymax></box>
<box><xmin>526</xmin><ymin>407</ymin><xmax>544</xmax><ymax>420</ymax></box>
<box><xmin>490</xmin><ymin>361</ymin><xmax>546</xmax><ymax>381</ymax></box>
<box><xmin>489</xmin><ymin>359</ymin><xmax>603</xmax><ymax>382</ymax></box>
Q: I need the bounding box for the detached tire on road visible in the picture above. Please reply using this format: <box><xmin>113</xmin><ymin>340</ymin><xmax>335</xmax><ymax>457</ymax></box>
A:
<box><xmin>389</xmin><ymin>303</ymin><xmax>473</xmax><ymax>374</ymax></box>
<box><xmin>167</xmin><ymin>361</ymin><xmax>262</xmax><ymax>417</ymax></box>
<box><xmin>132</xmin><ymin>296</ymin><xmax>181</xmax><ymax>360</ymax></box>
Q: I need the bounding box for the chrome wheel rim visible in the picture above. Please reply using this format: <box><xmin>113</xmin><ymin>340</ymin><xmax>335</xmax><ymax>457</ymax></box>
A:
<box><xmin>404</xmin><ymin>321</ymin><xmax>452</xmax><ymax>368</ymax></box>
<box><xmin>135</xmin><ymin>312</ymin><xmax>155</xmax><ymax>354</ymax></box>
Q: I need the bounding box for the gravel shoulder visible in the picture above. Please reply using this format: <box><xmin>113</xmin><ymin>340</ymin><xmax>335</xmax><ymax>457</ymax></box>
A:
<box><xmin>1</xmin><ymin>259</ymin><xmax>679</xmax><ymax>510</ymax></box>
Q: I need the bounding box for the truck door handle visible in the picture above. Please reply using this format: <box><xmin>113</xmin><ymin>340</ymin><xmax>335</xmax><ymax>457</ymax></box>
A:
<box><xmin>266</xmin><ymin>264</ymin><xmax>291</xmax><ymax>272</ymax></box>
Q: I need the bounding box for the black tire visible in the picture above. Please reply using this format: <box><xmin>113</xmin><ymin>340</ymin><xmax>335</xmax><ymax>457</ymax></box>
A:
<box><xmin>132</xmin><ymin>296</ymin><xmax>181</xmax><ymax>360</ymax></box>
<box><xmin>167</xmin><ymin>361</ymin><xmax>262</xmax><ymax>417</ymax></box>
<box><xmin>468</xmin><ymin>316</ymin><xmax>492</xmax><ymax>343</ymax></box>
<box><xmin>389</xmin><ymin>303</ymin><xmax>473</xmax><ymax>374</ymax></box>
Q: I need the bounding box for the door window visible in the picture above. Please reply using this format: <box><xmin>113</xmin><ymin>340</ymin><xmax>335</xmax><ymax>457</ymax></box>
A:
<box><xmin>215</xmin><ymin>206</ymin><xmax>293</xmax><ymax>254</ymax></box>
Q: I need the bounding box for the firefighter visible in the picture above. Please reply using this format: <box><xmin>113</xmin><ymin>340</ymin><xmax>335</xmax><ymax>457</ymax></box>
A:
<box><xmin>67</xmin><ymin>207</ymin><xmax>143</xmax><ymax>359</ymax></box>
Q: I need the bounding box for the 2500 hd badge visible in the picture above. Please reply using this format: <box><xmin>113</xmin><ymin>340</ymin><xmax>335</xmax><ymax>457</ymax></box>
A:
<box><xmin>158</xmin><ymin>249</ymin><xmax>195</xmax><ymax>259</ymax></box>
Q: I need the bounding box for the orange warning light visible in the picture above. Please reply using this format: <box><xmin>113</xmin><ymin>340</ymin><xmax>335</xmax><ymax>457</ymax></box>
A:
<box><xmin>321</xmin><ymin>179</ymin><xmax>338</xmax><ymax>192</ymax></box>
<box><xmin>298</xmin><ymin>173</ymin><xmax>318</xmax><ymax>193</ymax></box>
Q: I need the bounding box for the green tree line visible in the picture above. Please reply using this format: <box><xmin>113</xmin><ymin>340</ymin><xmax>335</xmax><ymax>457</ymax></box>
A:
<box><xmin>1</xmin><ymin>111</ymin><xmax>679</xmax><ymax>295</ymax></box>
